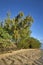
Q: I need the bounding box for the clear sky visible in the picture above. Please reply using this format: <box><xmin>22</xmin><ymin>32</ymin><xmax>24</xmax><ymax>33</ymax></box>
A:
<box><xmin>0</xmin><ymin>0</ymin><xmax>43</xmax><ymax>42</ymax></box>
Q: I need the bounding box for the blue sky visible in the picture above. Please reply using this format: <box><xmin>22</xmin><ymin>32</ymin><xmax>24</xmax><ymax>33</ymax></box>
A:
<box><xmin>0</xmin><ymin>0</ymin><xmax>43</xmax><ymax>42</ymax></box>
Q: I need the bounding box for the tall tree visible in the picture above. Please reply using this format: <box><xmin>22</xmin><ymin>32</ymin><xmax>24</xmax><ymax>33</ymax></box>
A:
<box><xmin>0</xmin><ymin>11</ymin><xmax>41</xmax><ymax>49</ymax></box>
<box><xmin>11</xmin><ymin>12</ymin><xmax>33</xmax><ymax>44</ymax></box>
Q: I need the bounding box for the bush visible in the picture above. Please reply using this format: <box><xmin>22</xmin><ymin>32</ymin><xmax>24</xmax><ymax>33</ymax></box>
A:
<box><xmin>17</xmin><ymin>42</ymin><xmax>29</xmax><ymax>49</ymax></box>
<box><xmin>17</xmin><ymin>39</ymin><xmax>29</xmax><ymax>49</ymax></box>
<box><xmin>17</xmin><ymin>37</ymin><xmax>41</xmax><ymax>49</ymax></box>
<box><xmin>0</xmin><ymin>38</ymin><xmax>17</xmax><ymax>52</ymax></box>
<box><xmin>28</xmin><ymin>37</ymin><xmax>41</xmax><ymax>48</ymax></box>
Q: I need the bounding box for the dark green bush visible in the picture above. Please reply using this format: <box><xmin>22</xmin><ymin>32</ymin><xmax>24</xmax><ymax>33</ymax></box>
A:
<box><xmin>17</xmin><ymin>39</ymin><xmax>29</xmax><ymax>49</ymax></box>
<box><xmin>28</xmin><ymin>37</ymin><xmax>41</xmax><ymax>48</ymax></box>
<box><xmin>17</xmin><ymin>37</ymin><xmax>41</xmax><ymax>49</ymax></box>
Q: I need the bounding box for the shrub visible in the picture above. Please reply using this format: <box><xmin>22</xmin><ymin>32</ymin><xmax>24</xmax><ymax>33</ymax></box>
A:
<box><xmin>28</xmin><ymin>37</ymin><xmax>41</xmax><ymax>48</ymax></box>
<box><xmin>0</xmin><ymin>38</ymin><xmax>17</xmax><ymax>52</ymax></box>
<box><xmin>17</xmin><ymin>39</ymin><xmax>29</xmax><ymax>49</ymax></box>
<box><xmin>17</xmin><ymin>37</ymin><xmax>41</xmax><ymax>49</ymax></box>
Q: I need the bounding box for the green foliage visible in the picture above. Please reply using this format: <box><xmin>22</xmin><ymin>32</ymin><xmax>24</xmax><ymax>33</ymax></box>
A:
<box><xmin>17</xmin><ymin>37</ymin><xmax>41</xmax><ymax>49</ymax></box>
<box><xmin>0</xmin><ymin>11</ymin><xmax>41</xmax><ymax>51</ymax></box>
<box><xmin>0</xmin><ymin>38</ymin><xmax>17</xmax><ymax>52</ymax></box>
<box><xmin>17</xmin><ymin>39</ymin><xmax>29</xmax><ymax>49</ymax></box>
<box><xmin>11</xmin><ymin>12</ymin><xmax>33</xmax><ymax>44</ymax></box>
<box><xmin>28</xmin><ymin>37</ymin><xmax>41</xmax><ymax>48</ymax></box>
<box><xmin>0</xmin><ymin>27</ymin><xmax>12</xmax><ymax>39</ymax></box>
<box><xmin>0</xmin><ymin>38</ymin><xmax>11</xmax><ymax>48</ymax></box>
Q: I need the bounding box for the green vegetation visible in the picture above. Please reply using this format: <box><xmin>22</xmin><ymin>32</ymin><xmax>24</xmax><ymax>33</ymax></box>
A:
<box><xmin>0</xmin><ymin>12</ymin><xmax>41</xmax><ymax>51</ymax></box>
<box><xmin>17</xmin><ymin>37</ymin><xmax>41</xmax><ymax>49</ymax></box>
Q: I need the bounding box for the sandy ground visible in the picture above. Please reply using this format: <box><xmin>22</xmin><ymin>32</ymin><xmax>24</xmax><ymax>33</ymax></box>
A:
<box><xmin>0</xmin><ymin>49</ymin><xmax>41</xmax><ymax>58</ymax></box>
<box><xmin>0</xmin><ymin>49</ymin><xmax>43</xmax><ymax>65</ymax></box>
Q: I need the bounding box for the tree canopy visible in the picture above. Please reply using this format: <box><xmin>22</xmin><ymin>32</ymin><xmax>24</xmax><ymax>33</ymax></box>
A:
<box><xmin>0</xmin><ymin>12</ymin><xmax>41</xmax><ymax>50</ymax></box>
